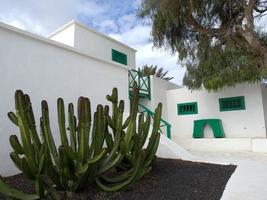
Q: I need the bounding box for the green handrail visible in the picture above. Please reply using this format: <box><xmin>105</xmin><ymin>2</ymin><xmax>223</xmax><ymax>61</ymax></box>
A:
<box><xmin>138</xmin><ymin>104</ymin><xmax>171</xmax><ymax>139</ymax></box>
<box><xmin>128</xmin><ymin>70</ymin><xmax>151</xmax><ymax>100</ymax></box>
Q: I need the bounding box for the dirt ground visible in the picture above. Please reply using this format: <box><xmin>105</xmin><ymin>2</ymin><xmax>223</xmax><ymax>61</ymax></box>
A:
<box><xmin>0</xmin><ymin>158</ymin><xmax>236</xmax><ymax>200</ymax></box>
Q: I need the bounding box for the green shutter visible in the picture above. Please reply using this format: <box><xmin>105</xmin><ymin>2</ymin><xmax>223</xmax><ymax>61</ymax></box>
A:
<box><xmin>177</xmin><ymin>102</ymin><xmax>198</xmax><ymax>115</ymax></box>
<box><xmin>112</xmin><ymin>49</ymin><xmax>127</xmax><ymax>65</ymax></box>
<box><xmin>219</xmin><ymin>96</ymin><xmax>245</xmax><ymax>111</ymax></box>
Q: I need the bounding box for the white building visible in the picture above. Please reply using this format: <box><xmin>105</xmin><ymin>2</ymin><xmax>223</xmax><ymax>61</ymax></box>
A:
<box><xmin>1</xmin><ymin>20</ymin><xmax>267</xmax><ymax>175</ymax></box>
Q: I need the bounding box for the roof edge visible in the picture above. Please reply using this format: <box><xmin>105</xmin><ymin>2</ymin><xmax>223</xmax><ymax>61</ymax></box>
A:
<box><xmin>0</xmin><ymin>21</ymin><xmax>133</xmax><ymax>71</ymax></box>
<box><xmin>48</xmin><ymin>20</ymin><xmax>137</xmax><ymax>52</ymax></box>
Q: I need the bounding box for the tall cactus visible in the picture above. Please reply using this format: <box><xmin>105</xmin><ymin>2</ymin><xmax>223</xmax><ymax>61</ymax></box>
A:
<box><xmin>40</xmin><ymin>97</ymin><xmax>109</xmax><ymax>193</ymax></box>
<box><xmin>7</xmin><ymin>90</ymin><xmax>53</xmax><ymax>200</ymax></box>
<box><xmin>95</xmin><ymin>84</ymin><xmax>162</xmax><ymax>192</ymax></box>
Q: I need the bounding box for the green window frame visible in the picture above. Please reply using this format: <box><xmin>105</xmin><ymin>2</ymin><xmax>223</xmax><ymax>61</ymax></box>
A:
<box><xmin>112</xmin><ymin>49</ymin><xmax>127</xmax><ymax>65</ymax></box>
<box><xmin>219</xmin><ymin>96</ymin><xmax>245</xmax><ymax>111</ymax></box>
<box><xmin>177</xmin><ymin>102</ymin><xmax>198</xmax><ymax>115</ymax></box>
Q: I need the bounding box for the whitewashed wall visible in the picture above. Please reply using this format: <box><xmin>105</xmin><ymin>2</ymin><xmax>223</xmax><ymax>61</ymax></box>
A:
<box><xmin>139</xmin><ymin>76</ymin><xmax>180</xmax><ymax>120</ymax></box>
<box><xmin>0</xmin><ymin>22</ymin><xmax>131</xmax><ymax>175</ymax></box>
<box><xmin>49</xmin><ymin>21</ymin><xmax>136</xmax><ymax>68</ymax></box>
<box><xmin>167</xmin><ymin>83</ymin><xmax>266</xmax><ymax>142</ymax></box>
<box><xmin>261</xmin><ymin>85</ymin><xmax>267</xmax><ymax>134</ymax></box>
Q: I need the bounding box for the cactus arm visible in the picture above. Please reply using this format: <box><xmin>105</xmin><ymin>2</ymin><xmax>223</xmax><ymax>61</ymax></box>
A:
<box><xmin>94</xmin><ymin>105</ymin><xmax>105</xmax><ymax>155</ymax></box>
<box><xmin>77</xmin><ymin>97</ymin><xmax>91</xmax><ymax>163</ymax></box>
<box><xmin>101</xmin><ymin>168</ymin><xmax>133</xmax><ymax>183</ymax></box>
<box><xmin>144</xmin><ymin>133</ymin><xmax>160</xmax><ymax>168</ymax></box>
<box><xmin>10</xmin><ymin>152</ymin><xmax>23</xmax><ymax>171</ymax></box>
<box><xmin>9</xmin><ymin>135</ymin><xmax>24</xmax><ymax>155</ymax></box>
<box><xmin>87</xmin><ymin>149</ymin><xmax>107</xmax><ymax>164</ymax></box>
<box><xmin>96</xmin><ymin>152</ymin><xmax>123</xmax><ymax>176</ymax></box>
<box><xmin>144</xmin><ymin>103</ymin><xmax>162</xmax><ymax>153</ymax></box>
<box><xmin>57</xmin><ymin>98</ymin><xmax>69</xmax><ymax>146</ymax></box>
<box><xmin>95</xmin><ymin>153</ymin><xmax>142</xmax><ymax>192</ymax></box>
<box><xmin>41</xmin><ymin>101</ymin><xmax>59</xmax><ymax>166</ymax></box>
<box><xmin>100</xmin><ymin>110</ymin><xmax>123</xmax><ymax>166</ymax></box>
<box><xmin>7</xmin><ymin>112</ymin><xmax>18</xmax><ymax>126</ymax></box>
<box><xmin>120</xmin><ymin>121</ymin><xmax>135</xmax><ymax>154</ymax></box>
<box><xmin>122</xmin><ymin>116</ymin><xmax>130</xmax><ymax>129</ymax></box>
<box><xmin>15</xmin><ymin>91</ymin><xmax>34</xmax><ymax>159</ymax></box>
<box><xmin>23</xmin><ymin>94</ymin><xmax>41</xmax><ymax>149</ymax></box>
<box><xmin>105</xmin><ymin>132</ymin><xmax>114</xmax><ymax>152</ymax></box>
<box><xmin>141</xmin><ymin>115</ymin><xmax>151</xmax><ymax>147</ymax></box>
<box><xmin>68</xmin><ymin>103</ymin><xmax>77</xmax><ymax>153</ymax></box>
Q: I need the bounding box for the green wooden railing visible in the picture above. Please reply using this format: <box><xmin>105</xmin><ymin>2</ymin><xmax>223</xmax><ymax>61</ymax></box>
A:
<box><xmin>128</xmin><ymin>69</ymin><xmax>171</xmax><ymax>139</ymax></box>
<box><xmin>138</xmin><ymin>104</ymin><xmax>171</xmax><ymax>139</ymax></box>
<box><xmin>128</xmin><ymin>69</ymin><xmax>151</xmax><ymax>100</ymax></box>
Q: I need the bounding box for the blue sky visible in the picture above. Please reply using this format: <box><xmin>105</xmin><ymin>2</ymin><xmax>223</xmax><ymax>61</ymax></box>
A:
<box><xmin>0</xmin><ymin>0</ymin><xmax>185</xmax><ymax>85</ymax></box>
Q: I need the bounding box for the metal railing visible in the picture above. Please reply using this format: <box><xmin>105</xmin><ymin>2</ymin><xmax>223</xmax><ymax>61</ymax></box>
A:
<box><xmin>138</xmin><ymin>104</ymin><xmax>171</xmax><ymax>139</ymax></box>
<box><xmin>128</xmin><ymin>69</ymin><xmax>151</xmax><ymax>100</ymax></box>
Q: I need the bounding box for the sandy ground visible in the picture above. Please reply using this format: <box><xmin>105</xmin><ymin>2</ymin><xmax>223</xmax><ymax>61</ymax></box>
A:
<box><xmin>191</xmin><ymin>151</ymin><xmax>267</xmax><ymax>200</ymax></box>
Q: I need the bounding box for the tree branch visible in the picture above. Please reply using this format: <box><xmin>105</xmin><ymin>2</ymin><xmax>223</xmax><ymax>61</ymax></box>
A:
<box><xmin>187</xmin><ymin>0</ymin><xmax>234</xmax><ymax>37</ymax></box>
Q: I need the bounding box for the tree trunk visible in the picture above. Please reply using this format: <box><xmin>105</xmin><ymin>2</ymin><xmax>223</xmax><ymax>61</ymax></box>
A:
<box><xmin>240</xmin><ymin>30</ymin><xmax>267</xmax><ymax>69</ymax></box>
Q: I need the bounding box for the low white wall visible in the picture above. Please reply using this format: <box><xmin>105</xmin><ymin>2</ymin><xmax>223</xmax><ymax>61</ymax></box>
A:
<box><xmin>177</xmin><ymin>138</ymin><xmax>252</xmax><ymax>152</ymax></box>
<box><xmin>177</xmin><ymin>138</ymin><xmax>267</xmax><ymax>153</ymax></box>
<box><xmin>167</xmin><ymin>83</ymin><xmax>266</xmax><ymax>142</ymax></box>
<box><xmin>0</xmin><ymin>23</ymin><xmax>130</xmax><ymax>175</ymax></box>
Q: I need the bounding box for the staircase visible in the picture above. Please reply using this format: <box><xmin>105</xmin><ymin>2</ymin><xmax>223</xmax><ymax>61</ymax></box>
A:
<box><xmin>128</xmin><ymin>69</ymin><xmax>172</xmax><ymax>139</ymax></box>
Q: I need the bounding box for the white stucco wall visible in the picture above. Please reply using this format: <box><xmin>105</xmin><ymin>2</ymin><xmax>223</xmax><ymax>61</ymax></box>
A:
<box><xmin>49</xmin><ymin>23</ymin><xmax>75</xmax><ymax>47</ymax></box>
<box><xmin>139</xmin><ymin>76</ymin><xmax>180</xmax><ymax>120</ymax></box>
<box><xmin>261</xmin><ymin>85</ymin><xmax>267</xmax><ymax>134</ymax></box>
<box><xmin>167</xmin><ymin>83</ymin><xmax>266</xmax><ymax>142</ymax></box>
<box><xmin>0</xmin><ymin>22</ymin><xmax>130</xmax><ymax>175</ymax></box>
<box><xmin>49</xmin><ymin>21</ymin><xmax>136</xmax><ymax>69</ymax></box>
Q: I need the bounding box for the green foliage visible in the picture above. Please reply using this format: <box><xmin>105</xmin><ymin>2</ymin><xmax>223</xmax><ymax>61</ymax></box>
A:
<box><xmin>0</xmin><ymin>86</ymin><xmax>162</xmax><ymax>199</ymax></box>
<box><xmin>139</xmin><ymin>65</ymin><xmax>174</xmax><ymax>81</ymax></box>
<box><xmin>183</xmin><ymin>39</ymin><xmax>263</xmax><ymax>90</ymax></box>
<box><xmin>139</xmin><ymin>0</ymin><xmax>267</xmax><ymax>90</ymax></box>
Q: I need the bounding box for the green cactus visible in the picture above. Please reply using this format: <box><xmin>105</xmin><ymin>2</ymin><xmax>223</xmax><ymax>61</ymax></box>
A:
<box><xmin>1</xmin><ymin>85</ymin><xmax>163</xmax><ymax>199</ymax></box>
<box><xmin>40</xmin><ymin>97</ymin><xmax>110</xmax><ymax>193</ymax></box>
<box><xmin>6</xmin><ymin>90</ymin><xmax>49</xmax><ymax>199</ymax></box>
<box><xmin>95</xmin><ymin>84</ymin><xmax>162</xmax><ymax>192</ymax></box>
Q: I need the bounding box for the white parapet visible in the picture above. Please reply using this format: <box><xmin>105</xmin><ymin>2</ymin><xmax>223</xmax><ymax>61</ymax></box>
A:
<box><xmin>252</xmin><ymin>139</ymin><xmax>267</xmax><ymax>153</ymax></box>
<box><xmin>175</xmin><ymin>138</ymin><xmax>267</xmax><ymax>153</ymax></box>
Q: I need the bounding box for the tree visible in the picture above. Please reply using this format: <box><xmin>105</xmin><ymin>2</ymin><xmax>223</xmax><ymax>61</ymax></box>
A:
<box><xmin>139</xmin><ymin>0</ymin><xmax>267</xmax><ymax>90</ymax></box>
<box><xmin>139</xmin><ymin>65</ymin><xmax>174</xmax><ymax>81</ymax></box>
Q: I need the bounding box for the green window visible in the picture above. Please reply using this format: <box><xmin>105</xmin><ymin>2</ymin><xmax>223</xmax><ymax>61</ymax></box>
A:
<box><xmin>219</xmin><ymin>96</ymin><xmax>245</xmax><ymax>111</ymax></box>
<box><xmin>177</xmin><ymin>102</ymin><xmax>198</xmax><ymax>115</ymax></box>
<box><xmin>112</xmin><ymin>49</ymin><xmax>127</xmax><ymax>65</ymax></box>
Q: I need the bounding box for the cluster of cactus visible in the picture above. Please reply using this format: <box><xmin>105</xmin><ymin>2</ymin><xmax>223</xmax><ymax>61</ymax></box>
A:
<box><xmin>95</xmin><ymin>86</ymin><xmax>162</xmax><ymax>191</ymax></box>
<box><xmin>0</xmin><ymin>85</ymin><xmax>162</xmax><ymax>199</ymax></box>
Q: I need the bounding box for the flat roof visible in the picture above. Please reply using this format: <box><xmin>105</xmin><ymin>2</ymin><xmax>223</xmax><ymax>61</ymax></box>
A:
<box><xmin>48</xmin><ymin>20</ymin><xmax>137</xmax><ymax>52</ymax></box>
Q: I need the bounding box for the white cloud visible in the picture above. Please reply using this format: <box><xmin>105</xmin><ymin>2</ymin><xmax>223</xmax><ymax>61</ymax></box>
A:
<box><xmin>109</xmin><ymin>25</ymin><xmax>151</xmax><ymax>45</ymax></box>
<box><xmin>0</xmin><ymin>0</ymin><xmax>108</xmax><ymax>36</ymax></box>
<box><xmin>117</xmin><ymin>14</ymin><xmax>137</xmax><ymax>32</ymax></box>
<box><xmin>98</xmin><ymin>19</ymin><xmax>118</xmax><ymax>33</ymax></box>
